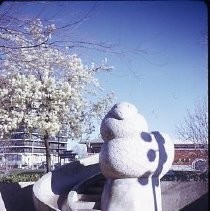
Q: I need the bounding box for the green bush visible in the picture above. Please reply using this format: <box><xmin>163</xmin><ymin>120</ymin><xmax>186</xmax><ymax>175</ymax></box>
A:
<box><xmin>0</xmin><ymin>170</ymin><xmax>45</xmax><ymax>183</ymax></box>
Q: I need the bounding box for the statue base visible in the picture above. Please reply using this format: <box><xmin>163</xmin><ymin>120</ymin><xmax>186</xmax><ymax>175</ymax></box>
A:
<box><xmin>101</xmin><ymin>177</ymin><xmax>162</xmax><ymax>211</ymax></box>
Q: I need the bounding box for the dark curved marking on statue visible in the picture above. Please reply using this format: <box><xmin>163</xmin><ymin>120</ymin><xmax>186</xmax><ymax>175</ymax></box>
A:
<box><xmin>147</xmin><ymin>149</ymin><xmax>156</xmax><ymax>162</ymax></box>
<box><xmin>138</xmin><ymin>171</ymin><xmax>151</xmax><ymax>185</ymax></box>
<box><xmin>141</xmin><ymin>132</ymin><xmax>152</xmax><ymax>142</ymax></box>
<box><xmin>151</xmin><ymin>131</ymin><xmax>168</xmax><ymax>211</ymax></box>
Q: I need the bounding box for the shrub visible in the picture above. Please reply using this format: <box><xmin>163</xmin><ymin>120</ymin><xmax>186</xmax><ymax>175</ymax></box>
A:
<box><xmin>0</xmin><ymin>170</ymin><xmax>45</xmax><ymax>183</ymax></box>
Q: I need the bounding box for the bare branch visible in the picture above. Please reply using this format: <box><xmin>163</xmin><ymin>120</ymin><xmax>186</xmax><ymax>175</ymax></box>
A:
<box><xmin>56</xmin><ymin>2</ymin><xmax>98</xmax><ymax>30</ymax></box>
<box><xmin>176</xmin><ymin>98</ymin><xmax>208</xmax><ymax>146</ymax></box>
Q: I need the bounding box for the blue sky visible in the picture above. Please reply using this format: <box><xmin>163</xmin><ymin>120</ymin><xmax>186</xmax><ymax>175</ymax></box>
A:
<box><xmin>0</xmin><ymin>1</ymin><xmax>208</xmax><ymax>140</ymax></box>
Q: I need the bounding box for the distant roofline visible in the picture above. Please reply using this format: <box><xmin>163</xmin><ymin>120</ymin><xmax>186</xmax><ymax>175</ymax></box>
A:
<box><xmin>80</xmin><ymin>138</ymin><xmax>104</xmax><ymax>144</ymax></box>
<box><xmin>80</xmin><ymin>139</ymin><xmax>207</xmax><ymax>145</ymax></box>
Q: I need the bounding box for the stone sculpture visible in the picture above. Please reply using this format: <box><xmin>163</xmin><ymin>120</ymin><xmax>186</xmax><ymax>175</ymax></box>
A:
<box><xmin>99</xmin><ymin>102</ymin><xmax>174</xmax><ymax>211</ymax></box>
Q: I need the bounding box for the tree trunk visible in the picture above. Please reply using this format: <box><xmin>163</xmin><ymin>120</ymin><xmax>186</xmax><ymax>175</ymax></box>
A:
<box><xmin>44</xmin><ymin>132</ymin><xmax>51</xmax><ymax>172</ymax></box>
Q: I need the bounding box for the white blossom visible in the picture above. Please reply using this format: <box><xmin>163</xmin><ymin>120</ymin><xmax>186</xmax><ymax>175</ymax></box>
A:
<box><xmin>0</xmin><ymin>19</ymin><xmax>113</xmax><ymax>140</ymax></box>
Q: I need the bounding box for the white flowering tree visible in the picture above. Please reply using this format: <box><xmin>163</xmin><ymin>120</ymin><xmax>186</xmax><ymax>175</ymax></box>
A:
<box><xmin>0</xmin><ymin>19</ymin><xmax>113</xmax><ymax>172</ymax></box>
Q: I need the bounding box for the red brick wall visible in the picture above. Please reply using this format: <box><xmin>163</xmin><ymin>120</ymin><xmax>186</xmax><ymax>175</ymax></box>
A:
<box><xmin>173</xmin><ymin>149</ymin><xmax>208</xmax><ymax>165</ymax></box>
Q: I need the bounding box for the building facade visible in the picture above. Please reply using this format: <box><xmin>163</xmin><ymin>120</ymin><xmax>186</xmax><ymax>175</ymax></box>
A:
<box><xmin>83</xmin><ymin>140</ymin><xmax>208</xmax><ymax>172</ymax></box>
<box><xmin>171</xmin><ymin>143</ymin><xmax>208</xmax><ymax>172</ymax></box>
<box><xmin>0</xmin><ymin>130</ymin><xmax>68</xmax><ymax>169</ymax></box>
<box><xmin>80</xmin><ymin>138</ymin><xmax>104</xmax><ymax>155</ymax></box>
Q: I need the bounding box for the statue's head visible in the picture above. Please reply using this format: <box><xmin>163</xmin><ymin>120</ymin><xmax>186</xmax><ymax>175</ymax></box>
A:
<box><xmin>100</xmin><ymin>102</ymin><xmax>148</xmax><ymax>141</ymax></box>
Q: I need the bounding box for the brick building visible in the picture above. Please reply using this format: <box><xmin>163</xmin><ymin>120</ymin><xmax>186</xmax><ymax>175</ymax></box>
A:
<box><xmin>82</xmin><ymin>139</ymin><xmax>208</xmax><ymax>172</ymax></box>
<box><xmin>171</xmin><ymin>143</ymin><xmax>208</xmax><ymax>172</ymax></box>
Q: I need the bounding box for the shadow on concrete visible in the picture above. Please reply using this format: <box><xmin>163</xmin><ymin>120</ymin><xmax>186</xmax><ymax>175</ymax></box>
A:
<box><xmin>50</xmin><ymin>160</ymin><xmax>100</xmax><ymax>209</ymax></box>
<box><xmin>180</xmin><ymin>193</ymin><xmax>208</xmax><ymax>211</ymax></box>
<box><xmin>0</xmin><ymin>183</ymin><xmax>36</xmax><ymax>211</ymax></box>
<box><xmin>51</xmin><ymin>162</ymin><xmax>100</xmax><ymax>195</ymax></box>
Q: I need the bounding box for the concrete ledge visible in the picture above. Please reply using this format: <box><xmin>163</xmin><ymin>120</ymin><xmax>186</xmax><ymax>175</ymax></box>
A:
<box><xmin>161</xmin><ymin>181</ymin><xmax>208</xmax><ymax>211</ymax></box>
<box><xmin>33</xmin><ymin>154</ymin><xmax>100</xmax><ymax>211</ymax></box>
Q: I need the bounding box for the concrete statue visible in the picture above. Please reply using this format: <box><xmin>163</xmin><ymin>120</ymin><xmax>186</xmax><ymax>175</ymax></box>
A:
<box><xmin>99</xmin><ymin>102</ymin><xmax>174</xmax><ymax>211</ymax></box>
